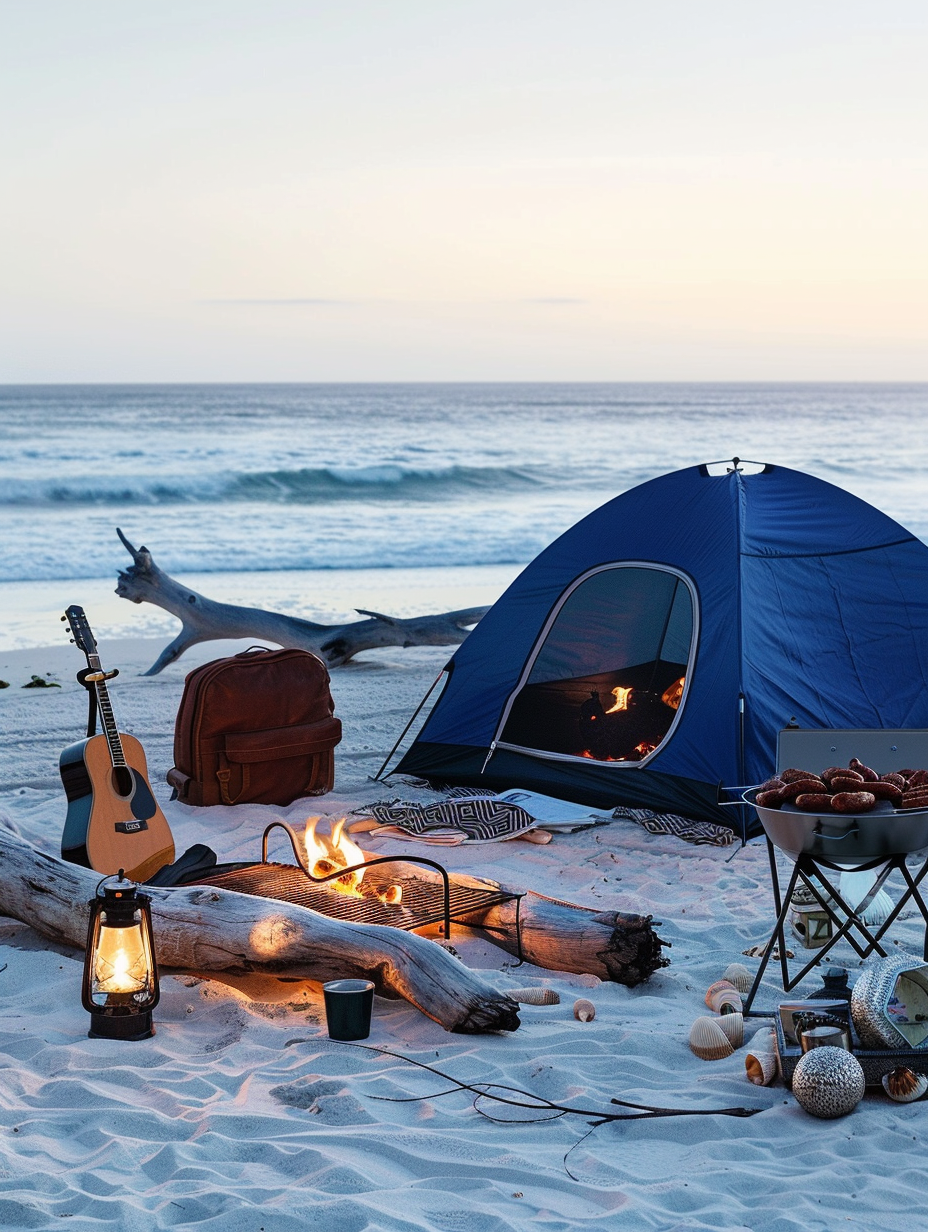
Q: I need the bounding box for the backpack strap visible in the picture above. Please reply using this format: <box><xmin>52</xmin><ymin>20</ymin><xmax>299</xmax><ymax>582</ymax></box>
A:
<box><xmin>216</xmin><ymin>753</ymin><xmax>249</xmax><ymax>805</ymax></box>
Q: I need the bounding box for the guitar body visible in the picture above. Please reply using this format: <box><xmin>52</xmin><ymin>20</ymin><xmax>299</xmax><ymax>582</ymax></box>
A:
<box><xmin>60</xmin><ymin>733</ymin><xmax>175</xmax><ymax>883</ymax></box>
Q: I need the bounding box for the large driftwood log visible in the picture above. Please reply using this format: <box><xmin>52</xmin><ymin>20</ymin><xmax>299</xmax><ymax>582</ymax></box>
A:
<box><xmin>353</xmin><ymin>859</ymin><xmax>670</xmax><ymax>986</ymax></box>
<box><xmin>0</xmin><ymin>828</ymin><xmax>519</xmax><ymax>1034</ymax></box>
<box><xmin>459</xmin><ymin>891</ymin><xmax>671</xmax><ymax>986</ymax></box>
<box><xmin>114</xmin><ymin>529</ymin><xmax>489</xmax><ymax>674</ymax></box>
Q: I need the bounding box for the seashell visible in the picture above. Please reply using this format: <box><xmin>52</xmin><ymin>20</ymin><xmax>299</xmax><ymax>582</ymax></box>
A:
<box><xmin>744</xmin><ymin>1027</ymin><xmax>777</xmax><ymax>1085</ymax></box>
<box><xmin>838</xmin><ymin>870</ymin><xmax>893</xmax><ymax>927</ymax></box>
<box><xmin>573</xmin><ymin>998</ymin><xmax>595</xmax><ymax>1022</ymax></box>
<box><xmin>689</xmin><ymin>1015</ymin><xmax>735</xmax><ymax>1061</ymax></box>
<box><xmin>507</xmin><ymin>987</ymin><xmax>561</xmax><ymax>1006</ymax></box>
<box><xmin>858</xmin><ymin>888</ymin><xmax>894</xmax><ymax>927</ymax></box>
<box><xmin>706</xmin><ymin>985</ymin><xmax>743</xmax><ymax>1015</ymax></box>
<box><xmin>722</xmin><ymin>963</ymin><xmax>753</xmax><ymax>994</ymax></box>
<box><xmin>714</xmin><ymin>1011</ymin><xmax>744</xmax><ymax>1048</ymax></box>
<box><xmin>705</xmin><ymin>978</ymin><xmax>737</xmax><ymax>1005</ymax></box>
<box><xmin>882</xmin><ymin>1066</ymin><xmax>928</xmax><ymax>1103</ymax></box>
<box><xmin>745</xmin><ymin>1049</ymin><xmax>779</xmax><ymax>1086</ymax></box>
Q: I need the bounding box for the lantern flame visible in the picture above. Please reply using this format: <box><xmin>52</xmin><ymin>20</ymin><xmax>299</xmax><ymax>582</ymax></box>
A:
<box><xmin>92</xmin><ymin>928</ymin><xmax>148</xmax><ymax>995</ymax></box>
<box><xmin>605</xmin><ymin>686</ymin><xmax>633</xmax><ymax>714</ymax></box>
<box><xmin>303</xmin><ymin>816</ymin><xmax>367</xmax><ymax>894</ymax></box>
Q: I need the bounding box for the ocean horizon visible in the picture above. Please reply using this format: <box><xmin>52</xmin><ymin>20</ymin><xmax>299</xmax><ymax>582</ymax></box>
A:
<box><xmin>3</xmin><ymin>381</ymin><xmax>926</xmax><ymax>648</ymax></box>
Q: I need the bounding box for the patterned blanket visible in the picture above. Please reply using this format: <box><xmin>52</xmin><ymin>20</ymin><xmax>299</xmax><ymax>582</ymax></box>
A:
<box><xmin>612</xmin><ymin>806</ymin><xmax>735</xmax><ymax>847</ymax></box>
<box><xmin>365</xmin><ymin>788</ymin><xmax>734</xmax><ymax>847</ymax></box>
<box><xmin>367</xmin><ymin>797</ymin><xmax>538</xmax><ymax>844</ymax></box>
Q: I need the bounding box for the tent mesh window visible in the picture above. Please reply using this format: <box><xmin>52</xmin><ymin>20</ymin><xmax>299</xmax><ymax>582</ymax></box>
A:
<box><xmin>499</xmin><ymin>565</ymin><xmax>695</xmax><ymax>764</ymax></box>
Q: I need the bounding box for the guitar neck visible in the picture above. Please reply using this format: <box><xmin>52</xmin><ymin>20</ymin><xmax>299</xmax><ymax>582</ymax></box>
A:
<box><xmin>86</xmin><ymin>654</ymin><xmax>127</xmax><ymax>769</ymax></box>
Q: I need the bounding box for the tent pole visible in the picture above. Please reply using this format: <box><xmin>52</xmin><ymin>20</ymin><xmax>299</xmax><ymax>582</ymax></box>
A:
<box><xmin>371</xmin><ymin>669</ymin><xmax>446</xmax><ymax>782</ymax></box>
<box><xmin>737</xmin><ymin>692</ymin><xmax>748</xmax><ymax>842</ymax></box>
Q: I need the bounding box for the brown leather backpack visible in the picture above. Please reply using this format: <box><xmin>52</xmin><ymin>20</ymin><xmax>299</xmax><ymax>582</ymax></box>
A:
<box><xmin>167</xmin><ymin>647</ymin><xmax>342</xmax><ymax>806</ymax></box>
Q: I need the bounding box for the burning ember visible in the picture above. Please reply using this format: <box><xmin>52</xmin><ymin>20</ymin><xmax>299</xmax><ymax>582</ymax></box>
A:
<box><xmin>605</xmin><ymin>686</ymin><xmax>633</xmax><ymax>714</ymax></box>
<box><xmin>302</xmin><ymin>816</ymin><xmax>403</xmax><ymax>905</ymax></box>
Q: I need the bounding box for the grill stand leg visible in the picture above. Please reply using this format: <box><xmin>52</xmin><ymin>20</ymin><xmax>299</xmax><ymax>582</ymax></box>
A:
<box><xmin>745</xmin><ymin>850</ymin><xmax>928</xmax><ymax>1018</ymax></box>
<box><xmin>743</xmin><ymin>841</ymin><xmax>800</xmax><ymax>1016</ymax></box>
<box><xmin>895</xmin><ymin>860</ymin><xmax>928</xmax><ymax>961</ymax></box>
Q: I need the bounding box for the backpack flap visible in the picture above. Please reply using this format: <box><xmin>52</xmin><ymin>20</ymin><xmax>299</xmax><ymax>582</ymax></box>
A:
<box><xmin>223</xmin><ymin>718</ymin><xmax>342</xmax><ymax>763</ymax></box>
<box><xmin>217</xmin><ymin>718</ymin><xmax>343</xmax><ymax>805</ymax></box>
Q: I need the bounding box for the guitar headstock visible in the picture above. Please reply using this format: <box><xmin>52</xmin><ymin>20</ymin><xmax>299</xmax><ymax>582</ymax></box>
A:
<box><xmin>63</xmin><ymin>605</ymin><xmax>98</xmax><ymax>660</ymax></box>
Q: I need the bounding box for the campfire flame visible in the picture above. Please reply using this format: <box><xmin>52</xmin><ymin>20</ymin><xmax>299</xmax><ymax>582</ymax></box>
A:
<box><xmin>303</xmin><ymin>816</ymin><xmax>367</xmax><ymax>895</ymax></box>
<box><xmin>302</xmin><ymin>817</ymin><xmax>403</xmax><ymax>906</ymax></box>
<box><xmin>605</xmin><ymin>686</ymin><xmax>633</xmax><ymax>714</ymax></box>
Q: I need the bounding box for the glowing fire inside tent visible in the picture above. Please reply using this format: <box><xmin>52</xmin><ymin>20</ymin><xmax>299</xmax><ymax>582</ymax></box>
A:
<box><xmin>496</xmin><ymin>565</ymin><xmax>695</xmax><ymax>765</ymax></box>
<box><xmin>605</xmin><ymin>686</ymin><xmax>634</xmax><ymax>713</ymax></box>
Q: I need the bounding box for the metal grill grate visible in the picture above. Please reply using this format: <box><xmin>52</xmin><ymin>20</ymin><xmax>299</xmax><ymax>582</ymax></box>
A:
<box><xmin>189</xmin><ymin>861</ymin><xmax>517</xmax><ymax>933</ymax></box>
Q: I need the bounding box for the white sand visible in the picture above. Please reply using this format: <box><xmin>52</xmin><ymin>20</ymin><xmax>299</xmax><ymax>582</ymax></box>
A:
<box><xmin>1</xmin><ymin>635</ymin><xmax>926</xmax><ymax>1231</ymax></box>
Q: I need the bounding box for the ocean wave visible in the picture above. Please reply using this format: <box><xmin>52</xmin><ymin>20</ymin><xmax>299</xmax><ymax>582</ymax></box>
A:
<box><xmin>0</xmin><ymin>463</ymin><xmax>559</xmax><ymax>507</ymax></box>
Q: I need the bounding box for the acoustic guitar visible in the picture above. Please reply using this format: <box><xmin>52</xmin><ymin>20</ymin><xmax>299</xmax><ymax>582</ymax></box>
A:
<box><xmin>60</xmin><ymin>605</ymin><xmax>175</xmax><ymax>883</ymax></box>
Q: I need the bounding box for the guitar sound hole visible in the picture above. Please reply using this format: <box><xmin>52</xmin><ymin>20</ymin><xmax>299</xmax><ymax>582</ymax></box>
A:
<box><xmin>112</xmin><ymin>766</ymin><xmax>134</xmax><ymax>797</ymax></box>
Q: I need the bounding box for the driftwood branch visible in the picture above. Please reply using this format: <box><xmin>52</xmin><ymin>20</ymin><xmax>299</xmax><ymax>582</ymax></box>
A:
<box><xmin>0</xmin><ymin>828</ymin><xmax>519</xmax><ymax>1034</ymax></box>
<box><xmin>114</xmin><ymin>529</ymin><xmax>489</xmax><ymax>674</ymax></box>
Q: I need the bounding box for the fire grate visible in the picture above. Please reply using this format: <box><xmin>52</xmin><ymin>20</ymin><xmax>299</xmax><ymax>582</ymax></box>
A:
<box><xmin>185</xmin><ymin>821</ymin><xmax>521</xmax><ymax>939</ymax></box>
<box><xmin>188</xmin><ymin>861</ymin><xmax>517</xmax><ymax>934</ymax></box>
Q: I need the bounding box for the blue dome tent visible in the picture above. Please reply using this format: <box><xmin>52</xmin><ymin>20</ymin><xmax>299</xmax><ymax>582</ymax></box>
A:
<box><xmin>393</xmin><ymin>462</ymin><xmax>928</xmax><ymax>838</ymax></box>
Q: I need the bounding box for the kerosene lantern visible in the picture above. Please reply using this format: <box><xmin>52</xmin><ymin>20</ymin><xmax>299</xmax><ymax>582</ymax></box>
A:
<box><xmin>82</xmin><ymin>871</ymin><xmax>160</xmax><ymax>1040</ymax></box>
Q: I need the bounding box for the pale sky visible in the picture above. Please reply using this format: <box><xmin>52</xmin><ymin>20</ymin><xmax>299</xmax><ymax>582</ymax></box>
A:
<box><xmin>2</xmin><ymin>1</ymin><xmax>927</xmax><ymax>381</ymax></box>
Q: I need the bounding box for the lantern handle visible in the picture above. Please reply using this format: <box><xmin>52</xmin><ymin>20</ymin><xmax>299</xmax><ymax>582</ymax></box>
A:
<box><xmin>92</xmin><ymin>868</ymin><xmax>134</xmax><ymax>897</ymax></box>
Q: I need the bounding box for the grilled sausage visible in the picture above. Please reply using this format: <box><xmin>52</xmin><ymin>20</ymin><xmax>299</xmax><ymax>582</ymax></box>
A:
<box><xmin>830</xmin><ymin>791</ymin><xmax>876</xmax><ymax>813</ymax></box>
<box><xmin>780</xmin><ymin>767</ymin><xmax>818</xmax><ymax>784</ymax></box>
<box><xmin>907</xmin><ymin>769</ymin><xmax>928</xmax><ymax>788</ymax></box>
<box><xmin>759</xmin><ymin>777</ymin><xmax>785</xmax><ymax>793</ymax></box>
<box><xmin>831</xmin><ymin>768</ymin><xmax>864</xmax><ymax>784</ymax></box>
<box><xmin>881</xmin><ymin>773</ymin><xmax>907</xmax><ymax>790</ymax></box>
<box><xmin>849</xmin><ymin>758</ymin><xmax>879</xmax><ymax>782</ymax></box>
<box><xmin>794</xmin><ymin>793</ymin><xmax>834</xmax><ymax>812</ymax></box>
<box><xmin>780</xmin><ymin>778</ymin><xmax>829</xmax><ymax>800</ymax></box>
<box><xmin>898</xmin><ymin>791</ymin><xmax>928</xmax><ymax>810</ymax></box>
<box><xmin>756</xmin><ymin>789</ymin><xmax>784</xmax><ymax>808</ymax></box>
<box><xmin>866</xmin><ymin>781</ymin><xmax>904</xmax><ymax>804</ymax></box>
<box><xmin>828</xmin><ymin>776</ymin><xmax>867</xmax><ymax>794</ymax></box>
